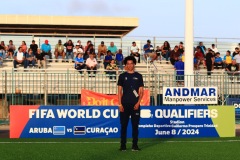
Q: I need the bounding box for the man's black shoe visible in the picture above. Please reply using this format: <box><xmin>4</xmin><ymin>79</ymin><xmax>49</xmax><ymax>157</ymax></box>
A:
<box><xmin>119</xmin><ymin>145</ymin><xmax>126</xmax><ymax>151</ymax></box>
<box><xmin>132</xmin><ymin>145</ymin><xmax>141</xmax><ymax>151</ymax></box>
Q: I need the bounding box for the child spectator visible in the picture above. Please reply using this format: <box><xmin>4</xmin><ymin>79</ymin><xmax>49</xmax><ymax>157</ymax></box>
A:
<box><xmin>35</xmin><ymin>48</ymin><xmax>46</xmax><ymax>69</ymax></box>
<box><xmin>104</xmin><ymin>50</ymin><xmax>113</xmax><ymax>69</ymax></box>
<box><xmin>74</xmin><ymin>53</ymin><xmax>86</xmax><ymax>74</ymax></box>
<box><xmin>214</xmin><ymin>52</ymin><xmax>223</xmax><ymax>69</ymax></box>
<box><xmin>174</xmin><ymin>56</ymin><xmax>184</xmax><ymax>86</ymax></box>
<box><xmin>115</xmin><ymin>49</ymin><xmax>124</xmax><ymax>70</ymax></box>
<box><xmin>106</xmin><ymin>59</ymin><xmax>118</xmax><ymax>81</ymax></box>
<box><xmin>223</xmin><ymin>50</ymin><xmax>233</xmax><ymax>68</ymax></box>
<box><xmin>195</xmin><ymin>46</ymin><xmax>206</xmax><ymax>69</ymax></box>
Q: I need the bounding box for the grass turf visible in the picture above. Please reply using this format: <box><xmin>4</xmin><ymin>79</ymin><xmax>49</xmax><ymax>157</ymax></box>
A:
<box><xmin>0</xmin><ymin>138</ymin><xmax>240</xmax><ymax>160</ymax></box>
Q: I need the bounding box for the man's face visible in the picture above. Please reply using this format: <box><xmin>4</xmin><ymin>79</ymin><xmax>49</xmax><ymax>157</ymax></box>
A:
<box><xmin>125</xmin><ymin>60</ymin><xmax>134</xmax><ymax>71</ymax></box>
<box><xmin>110</xmin><ymin>42</ymin><xmax>114</xmax><ymax>47</ymax></box>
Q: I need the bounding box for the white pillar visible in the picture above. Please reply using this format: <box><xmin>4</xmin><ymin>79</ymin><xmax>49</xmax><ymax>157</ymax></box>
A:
<box><xmin>184</xmin><ymin>0</ymin><xmax>194</xmax><ymax>87</ymax></box>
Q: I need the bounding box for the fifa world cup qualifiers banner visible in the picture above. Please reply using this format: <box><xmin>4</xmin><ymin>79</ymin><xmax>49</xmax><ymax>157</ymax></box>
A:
<box><xmin>163</xmin><ymin>87</ymin><xmax>218</xmax><ymax>104</ymax></box>
<box><xmin>10</xmin><ymin>105</ymin><xmax>235</xmax><ymax>138</ymax></box>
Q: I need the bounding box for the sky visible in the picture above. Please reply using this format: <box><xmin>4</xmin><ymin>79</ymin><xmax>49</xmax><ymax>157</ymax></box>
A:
<box><xmin>0</xmin><ymin>0</ymin><xmax>239</xmax><ymax>38</ymax></box>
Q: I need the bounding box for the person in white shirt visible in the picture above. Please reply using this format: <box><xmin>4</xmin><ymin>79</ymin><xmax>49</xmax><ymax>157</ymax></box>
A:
<box><xmin>234</xmin><ymin>52</ymin><xmax>240</xmax><ymax>67</ymax></box>
<box><xmin>211</xmin><ymin>44</ymin><xmax>218</xmax><ymax>53</ymax></box>
<box><xmin>86</xmin><ymin>53</ymin><xmax>97</xmax><ymax>76</ymax></box>
<box><xmin>130</xmin><ymin>42</ymin><xmax>140</xmax><ymax>63</ymax></box>
<box><xmin>73</xmin><ymin>43</ymin><xmax>84</xmax><ymax>59</ymax></box>
<box><xmin>13</xmin><ymin>47</ymin><xmax>27</xmax><ymax>69</ymax></box>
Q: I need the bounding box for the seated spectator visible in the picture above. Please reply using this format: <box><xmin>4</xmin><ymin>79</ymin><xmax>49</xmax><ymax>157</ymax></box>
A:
<box><xmin>26</xmin><ymin>48</ymin><xmax>36</xmax><ymax>68</ymax></box>
<box><xmin>97</xmin><ymin>41</ymin><xmax>107</xmax><ymax>59</ymax></box>
<box><xmin>54</xmin><ymin>40</ymin><xmax>65</xmax><ymax>60</ymax></box>
<box><xmin>84</xmin><ymin>44</ymin><xmax>95</xmax><ymax>60</ymax></box>
<box><xmin>225</xmin><ymin>60</ymin><xmax>239</xmax><ymax>81</ymax></box>
<box><xmin>108</xmin><ymin>42</ymin><xmax>117</xmax><ymax>57</ymax></box>
<box><xmin>214</xmin><ymin>52</ymin><xmax>223</xmax><ymax>69</ymax></box>
<box><xmin>155</xmin><ymin>46</ymin><xmax>161</xmax><ymax>61</ymax></box>
<box><xmin>7</xmin><ymin>40</ymin><xmax>16</xmax><ymax>59</ymax></box>
<box><xmin>73</xmin><ymin>43</ymin><xmax>84</xmax><ymax>59</ymax></box>
<box><xmin>106</xmin><ymin>59</ymin><xmax>118</xmax><ymax>81</ymax></box>
<box><xmin>195</xmin><ymin>46</ymin><xmax>206</xmax><ymax>70</ymax></box>
<box><xmin>223</xmin><ymin>50</ymin><xmax>233</xmax><ymax>68</ymax></box>
<box><xmin>104</xmin><ymin>50</ymin><xmax>113</xmax><ymax>69</ymax></box>
<box><xmin>160</xmin><ymin>41</ymin><xmax>171</xmax><ymax>62</ymax></box>
<box><xmin>0</xmin><ymin>41</ymin><xmax>7</xmax><ymax>59</ymax></box>
<box><xmin>234</xmin><ymin>51</ymin><xmax>240</xmax><ymax>67</ymax></box>
<box><xmin>130</xmin><ymin>42</ymin><xmax>140</xmax><ymax>63</ymax></box>
<box><xmin>115</xmin><ymin>49</ymin><xmax>124</xmax><ymax>70</ymax></box>
<box><xmin>74</xmin><ymin>53</ymin><xmax>86</xmax><ymax>74</ymax></box>
<box><xmin>232</xmin><ymin>47</ymin><xmax>239</xmax><ymax>58</ymax></box>
<box><xmin>20</xmin><ymin>41</ymin><xmax>27</xmax><ymax>54</ymax></box>
<box><xmin>0</xmin><ymin>51</ymin><xmax>3</xmax><ymax>66</ymax></box>
<box><xmin>35</xmin><ymin>48</ymin><xmax>46</xmax><ymax>69</ymax></box>
<box><xmin>86</xmin><ymin>53</ymin><xmax>97</xmax><ymax>76</ymax></box>
<box><xmin>77</xmin><ymin>40</ymin><xmax>84</xmax><ymax>52</ymax></box>
<box><xmin>13</xmin><ymin>47</ymin><xmax>27</xmax><ymax>69</ymax></box>
<box><xmin>211</xmin><ymin>44</ymin><xmax>218</xmax><ymax>53</ymax></box>
<box><xmin>30</xmin><ymin>40</ymin><xmax>38</xmax><ymax>56</ymax></box>
<box><xmin>174</xmin><ymin>56</ymin><xmax>184</xmax><ymax>86</ymax></box>
<box><xmin>143</xmin><ymin>39</ymin><xmax>154</xmax><ymax>61</ymax></box>
<box><xmin>170</xmin><ymin>45</ymin><xmax>181</xmax><ymax>65</ymax></box>
<box><xmin>85</xmin><ymin>40</ymin><xmax>92</xmax><ymax>52</ymax></box>
<box><xmin>41</xmin><ymin>40</ymin><xmax>52</xmax><ymax>61</ymax></box>
<box><xmin>197</xmin><ymin>42</ymin><xmax>206</xmax><ymax>57</ymax></box>
<box><xmin>64</xmin><ymin>40</ymin><xmax>74</xmax><ymax>61</ymax></box>
<box><xmin>178</xmin><ymin>42</ymin><xmax>185</xmax><ymax>54</ymax></box>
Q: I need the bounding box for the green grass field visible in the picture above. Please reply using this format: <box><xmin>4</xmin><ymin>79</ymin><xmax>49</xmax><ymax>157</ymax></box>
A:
<box><xmin>1</xmin><ymin>138</ymin><xmax>240</xmax><ymax>160</ymax></box>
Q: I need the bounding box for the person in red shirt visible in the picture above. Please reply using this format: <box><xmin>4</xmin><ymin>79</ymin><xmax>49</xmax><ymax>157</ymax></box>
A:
<box><xmin>195</xmin><ymin>46</ymin><xmax>206</xmax><ymax>69</ymax></box>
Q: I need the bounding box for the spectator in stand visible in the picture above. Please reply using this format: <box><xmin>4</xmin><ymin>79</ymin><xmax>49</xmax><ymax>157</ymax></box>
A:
<box><xmin>77</xmin><ymin>40</ymin><xmax>84</xmax><ymax>52</ymax></box>
<box><xmin>197</xmin><ymin>42</ymin><xmax>206</xmax><ymax>57</ymax></box>
<box><xmin>13</xmin><ymin>47</ymin><xmax>27</xmax><ymax>69</ymax></box>
<box><xmin>155</xmin><ymin>46</ymin><xmax>161</xmax><ymax>61</ymax></box>
<box><xmin>7</xmin><ymin>40</ymin><xmax>16</xmax><ymax>59</ymax></box>
<box><xmin>35</xmin><ymin>48</ymin><xmax>46</xmax><ymax>69</ymax></box>
<box><xmin>106</xmin><ymin>59</ymin><xmax>118</xmax><ymax>81</ymax></box>
<box><xmin>85</xmin><ymin>40</ymin><xmax>92</xmax><ymax>52</ymax></box>
<box><xmin>0</xmin><ymin>41</ymin><xmax>6</xmax><ymax>59</ymax></box>
<box><xmin>84</xmin><ymin>44</ymin><xmax>95</xmax><ymax>60</ymax></box>
<box><xmin>178</xmin><ymin>42</ymin><xmax>185</xmax><ymax>54</ymax></box>
<box><xmin>116</xmin><ymin>49</ymin><xmax>124</xmax><ymax>70</ymax></box>
<box><xmin>41</xmin><ymin>40</ymin><xmax>52</xmax><ymax>61</ymax></box>
<box><xmin>223</xmin><ymin>50</ymin><xmax>233</xmax><ymax>68</ymax></box>
<box><xmin>54</xmin><ymin>40</ymin><xmax>65</xmax><ymax>60</ymax></box>
<box><xmin>143</xmin><ymin>39</ymin><xmax>154</xmax><ymax>61</ymax></box>
<box><xmin>74</xmin><ymin>53</ymin><xmax>86</xmax><ymax>74</ymax></box>
<box><xmin>86</xmin><ymin>53</ymin><xmax>97</xmax><ymax>76</ymax></box>
<box><xmin>174</xmin><ymin>56</ymin><xmax>184</xmax><ymax>86</ymax></box>
<box><xmin>234</xmin><ymin>51</ymin><xmax>240</xmax><ymax>67</ymax></box>
<box><xmin>25</xmin><ymin>48</ymin><xmax>36</xmax><ymax>68</ymax></box>
<box><xmin>211</xmin><ymin>44</ymin><xmax>218</xmax><ymax>53</ymax></box>
<box><xmin>170</xmin><ymin>45</ymin><xmax>181</xmax><ymax>65</ymax></box>
<box><xmin>21</xmin><ymin>41</ymin><xmax>27</xmax><ymax>54</ymax></box>
<box><xmin>225</xmin><ymin>60</ymin><xmax>239</xmax><ymax>81</ymax></box>
<box><xmin>73</xmin><ymin>43</ymin><xmax>84</xmax><ymax>59</ymax></box>
<box><xmin>195</xmin><ymin>46</ymin><xmax>206</xmax><ymax>70</ymax></box>
<box><xmin>64</xmin><ymin>40</ymin><xmax>74</xmax><ymax>61</ymax></box>
<box><xmin>0</xmin><ymin>52</ymin><xmax>3</xmax><ymax>66</ymax></box>
<box><xmin>130</xmin><ymin>42</ymin><xmax>140</xmax><ymax>63</ymax></box>
<box><xmin>214</xmin><ymin>52</ymin><xmax>223</xmax><ymax>69</ymax></box>
<box><xmin>160</xmin><ymin>41</ymin><xmax>171</xmax><ymax>62</ymax></box>
<box><xmin>104</xmin><ymin>50</ymin><xmax>113</xmax><ymax>69</ymax></box>
<box><xmin>205</xmin><ymin>48</ymin><xmax>214</xmax><ymax>77</ymax></box>
<box><xmin>98</xmin><ymin>41</ymin><xmax>107</xmax><ymax>60</ymax></box>
<box><xmin>232</xmin><ymin>47</ymin><xmax>239</xmax><ymax>57</ymax></box>
<box><xmin>108</xmin><ymin>42</ymin><xmax>118</xmax><ymax>57</ymax></box>
<box><xmin>30</xmin><ymin>40</ymin><xmax>38</xmax><ymax>56</ymax></box>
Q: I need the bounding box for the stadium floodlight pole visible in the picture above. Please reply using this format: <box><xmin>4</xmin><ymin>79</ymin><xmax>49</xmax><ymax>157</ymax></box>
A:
<box><xmin>184</xmin><ymin>0</ymin><xmax>194</xmax><ymax>87</ymax></box>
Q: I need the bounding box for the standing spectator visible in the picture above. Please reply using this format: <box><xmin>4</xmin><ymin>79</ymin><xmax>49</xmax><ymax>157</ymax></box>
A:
<box><xmin>214</xmin><ymin>52</ymin><xmax>223</xmax><ymax>69</ymax></box>
<box><xmin>86</xmin><ymin>53</ymin><xmax>97</xmax><ymax>76</ymax></box>
<box><xmin>205</xmin><ymin>49</ymin><xmax>214</xmax><ymax>77</ymax></box>
<box><xmin>97</xmin><ymin>41</ymin><xmax>107</xmax><ymax>59</ymax></box>
<box><xmin>21</xmin><ymin>41</ymin><xmax>27</xmax><ymax>54</ymax></box>
<box><xmin>41</xmin><ymin>40</ymin><xmax>52</xmax><ymax>61</ymax></box>
<box><xmin>174</xmin><ymin>56</ymin><xmax>184</xmax><ymax>86</ymax></box>
<box><xmin>143</xmin><ymin>40</ymin><xmax>154</xmax><ymax>61</ymax></box>
<box><xmin>35</xmin><ymin>48</ymin><xmax>46</xmax><ymax>69</ymax></box>
<box><xmin>117</xmin><ymin>56</ymin><xmax>144</xmax><ymax>151</ymax></box>
<box><xmin>170</xmin><ymin>45</ymin><xmax>181</xmax><ymax>65</ymax></box>
<box><xmin>74</xmin><ymin>53</ymin><xmax>86</xmax><ymax>74</ymax></box>
<box><xmin>160</xmin><ymin>41</ymin><xmax>171</xmax><ymax>62</ymax></box>
<box><xmin>30</xmin><ymin>40</ymin><xmax>38</xmax><ymax>56</ymax></box>
<box><xmin>73</xmin><ymin>43</ymin><xmax>84</xmax><ymax>59</ymax></box>
<box><xmin>178</xmin><ymin>42</ymin><xmax>185</xmax><ymax>54</ymax></box>
<box><xmin>232</xmin><ymin>47</ymin><xmax>239</xmax><ymax>58</ymax></box>
<box><xmin>108</xmin><ymin>42</ymin><xmax>118</xmax><ymax>57</ymax></box>
<box><xmin>104</xmin><ymin>50</ymin><xmax>113</xmax><ymax>69</ymax></box>
<box><xmin>223</xmin><ymin>50</ymin><xmax>233</xmax><ymax>68</ymax></box>
<box><xmin>54</xmin><ymin>40</ymin><xmax>65</xmax><ymax>60</ymax></box>
<box><xmin>195</xmin><ymin>46</ymin><xmax>206</xmax><ymax>69</ymax></box>
<box><xmin>7</xmin><ymin>40</ymin><xmax>16</xmax><ymax>59</ymax></box>
<box><xmin>106</xmin><ymin>59</ymin><xmax>118</xmax><ymax>81</ymax></box>
<box><xmin>13</xmin><ymin>47</ymin><xmax>27</xmax><ymax>69</ymax></box>
<box><xmin>116</xmin><ymin>49</ymin><xmax>124</xmax><ymax>70</ymax></box>
<box><xmin>130</xmin><ymin>42</ymin><xmax>140</xmax><ymax>63</ymax></box>
<box><xmin>211</xmin><ymin>44</ymin><xmax>218</xmax><ymax>53</ymax></box>
<box><xmin>197</xmin><ymin>42</ymin><xmax>206</xmax><ymax>57</ymax></box>
<box><xmin>225</xmin><ymin>60</ymin><xmax>239</xmax><ymax>81</ymax></box>
<box><xmin>0</xmin><ymin>41</ymin><xmax>6</xmax><ymax>59</ymax></box>
<box><xmin>64</xmin><ymin>40</ymin><xmax>74</xmax><ymax>61</ymax></box>
<box><xmin>26</xmin><ymin>48</ymin><xmax>36</xmax><ymax>68</ymax></box>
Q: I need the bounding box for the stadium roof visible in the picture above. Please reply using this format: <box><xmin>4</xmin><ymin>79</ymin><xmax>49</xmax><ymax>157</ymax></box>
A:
<box><xmin>0</xmin><ymin>15</ymin><xmax>138</xmax><ymax>38</ymax></box>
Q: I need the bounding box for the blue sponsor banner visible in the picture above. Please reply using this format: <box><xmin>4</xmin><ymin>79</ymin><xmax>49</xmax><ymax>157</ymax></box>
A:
<box><xmin>10</xmin><ymin>105</ymin><xmax>235</xmax><ymax>138</ymax></box>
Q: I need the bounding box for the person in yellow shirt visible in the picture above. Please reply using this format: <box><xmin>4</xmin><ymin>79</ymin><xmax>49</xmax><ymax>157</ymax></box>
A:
<box><xmin>223</xmin><ymin>50</ymin><xmax>233</xmax><ymax>68</ymax></box>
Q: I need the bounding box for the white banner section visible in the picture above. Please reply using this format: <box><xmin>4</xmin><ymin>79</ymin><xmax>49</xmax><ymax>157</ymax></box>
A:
<box><xmin>163</xmin><ymin>87</ymin><xmax>218</xmax><ymax>104</ymax></box>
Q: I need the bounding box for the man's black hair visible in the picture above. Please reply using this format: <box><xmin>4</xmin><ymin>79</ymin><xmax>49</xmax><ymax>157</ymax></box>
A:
<box><xmin>124</xmin><ymin>56</ymin><xmax>136</xmax><ymax>65</ymax></box>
